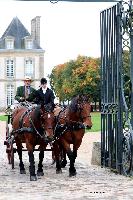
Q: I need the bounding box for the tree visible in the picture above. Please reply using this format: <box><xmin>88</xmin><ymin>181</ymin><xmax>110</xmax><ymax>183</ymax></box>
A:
<box><xmin>49</xmin><ymin>55</ymin><xmax>101</xmax><ymax>104</ymax></box>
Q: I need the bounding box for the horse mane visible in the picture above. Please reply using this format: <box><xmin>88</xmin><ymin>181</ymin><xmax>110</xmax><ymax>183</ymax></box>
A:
<box><xmin>69</xmin><ymin>95</ymin><xmax>79</xmax><ymax>112</ymax></box>
<box><xmin>68</xmin><ymin>94</ymin><xmax>90</xmax><ymax>112</ymax></box>
<box><xmin>33</xmin><ymin>105</ymin><xmax>41</xmax><ymax>121</ymax></box>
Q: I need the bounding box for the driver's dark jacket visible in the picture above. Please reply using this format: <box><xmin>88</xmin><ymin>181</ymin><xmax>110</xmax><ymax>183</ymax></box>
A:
<box><xmin>27</xmin><ymin>87</ymin><xmax>55</xmax><ymax>110</ymax></box>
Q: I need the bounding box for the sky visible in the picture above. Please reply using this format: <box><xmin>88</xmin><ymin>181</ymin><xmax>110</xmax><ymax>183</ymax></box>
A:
<box><xmin>0</xmin><ymin>1</ymin><xmax>116</xmax><ymax>77</ymax></box>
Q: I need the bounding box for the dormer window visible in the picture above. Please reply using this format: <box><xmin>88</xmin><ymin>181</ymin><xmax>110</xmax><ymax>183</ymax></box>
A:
<box><xmin>5</xmin><ymin>37</ymin><xmax>14</xmax><ymax>49</ymax></box>
<box><xmin>25</xmin><ymin>39</ymin><xmax>33</xmax><ymax>49</ymax></box>
<box><xmin>6</xmin><ymin>40</ymin><xmax>14</xmax><ymax>49</ymax></box>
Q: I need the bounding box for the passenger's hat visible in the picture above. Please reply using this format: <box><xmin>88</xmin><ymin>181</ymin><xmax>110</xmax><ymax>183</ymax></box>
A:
<box><xmin>40</xmin><ymin>78</ymin><xmax>47</xmax><ymax>84</ymax></box>
<box><xmin>23</xmin><ymin>76</ymin><xmax>33</xmax><ymax>82</ymax></box>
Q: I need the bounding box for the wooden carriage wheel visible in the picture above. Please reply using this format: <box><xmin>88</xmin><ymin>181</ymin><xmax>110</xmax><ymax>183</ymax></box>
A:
<box><xmin>5</xmin><ymin>121</ymin><xmax>12</xmax><ymax>164</ymax></box>
<box><xmin>5</xmin><ymin>115</ymin><xmax>15</xmax><ymax>169</ymax></box>
<box><xmin>5</xmin><ymin>135</ymin><xmax>15</xmax><ymax>169</ymax></box>
<box><xmin>10</xmin><ymin>142</ymin><xmax>14</xmax><ymax>169</ymax></box>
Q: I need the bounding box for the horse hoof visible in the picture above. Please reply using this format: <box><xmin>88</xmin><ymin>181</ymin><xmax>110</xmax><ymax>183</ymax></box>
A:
<box><xmin>20</xmin><ymin>169</ymin><xmax>26</xmax><ymax>174</ymax></box>
<box><xmin>61</xmin><ymin>160</ymin><xmax>67</xmax><ymax>168</ymax></box>
<box><xmin>51</xmin><ymin>159</ymin><xmax>55</xmax><ymax>165</ymax></box>
<box><xmin>56</xmin><ymin>169</ymin><xmax>62</xmax><ymax>174</ymax></box>
<box><xmin>30</xmin><ymin>175</ymin><xmax>37</xmax><ymax>181</ymax></box>
<box><xmin>69</xmin><ymin>171</ymin><xmax>77</xmax><ymax>177</ymax></box>
<box><xmin>37</xmin><ymin>171</ymin><xmax>44</xmax><ymax>176</ymax></box>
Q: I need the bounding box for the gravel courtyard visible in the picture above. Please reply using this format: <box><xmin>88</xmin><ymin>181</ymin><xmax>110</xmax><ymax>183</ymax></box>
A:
<box><xmin>1</xmin><ymin>121</ymin><xmax>133</xmax><ymax>200</ymax></box>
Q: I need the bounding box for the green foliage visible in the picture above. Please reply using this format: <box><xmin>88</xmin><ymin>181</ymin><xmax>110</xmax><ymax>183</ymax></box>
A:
<box><xmin>49</xmin><ymin>51</ymin><xmax>130</xmax><ymax>105</ymax></box>
<box><xmin>49</xmin><ymin>55</ymin><xmax>101</xmax><ymax>103</ymax></box>
<box><xmin>122</xmin><ymin>50</ymin><xmax>131</xmax><ymax>107</ymax></box>
<box><xmin>123</xmin><ymin>50</ymin><xmax>130</xmax><ymax>77</ymax></box>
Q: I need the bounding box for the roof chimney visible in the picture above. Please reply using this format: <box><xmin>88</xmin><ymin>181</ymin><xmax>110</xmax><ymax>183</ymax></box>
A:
<box><xmin>31</xmin><ymin>16</ymin><xmax>41</xmax><ymax>46</ymax></box>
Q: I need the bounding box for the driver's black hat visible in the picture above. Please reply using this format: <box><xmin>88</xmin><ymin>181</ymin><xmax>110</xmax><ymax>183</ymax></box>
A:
<box><xmin>40</xmin><ymin>78</ymin><xmax>47</xmax><ymax>85</ymax></box>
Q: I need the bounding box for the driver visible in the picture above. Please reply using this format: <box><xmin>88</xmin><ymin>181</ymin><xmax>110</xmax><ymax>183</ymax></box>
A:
<box><xmin>15</xmin><ymin>76</ymin><xmax>36</xmax><ymax>103</ymax></box>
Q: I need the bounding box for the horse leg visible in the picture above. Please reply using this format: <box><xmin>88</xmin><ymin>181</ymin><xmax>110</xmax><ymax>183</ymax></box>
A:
<box><xmin>63</xmin><ymin>141</ymin><xmax>77</xmax><ymax>177</ymax></box>
<box><xmin>28</xmin><ymin>150</ymin><xmax>37</xmax><ymax>181</ymax></box>
<box><xmin>68</xmin><ymin>131</ymin><xmax>84</xmax><ymax>176</ymax></box>
<box><xmin>51</xmin><ymin>150</ymin><xmax>56</xmax><ymax>165</ymax></box>
<box><xmin>60</xmin><ymin>145</ymin><xmax>67</xmax><ymax>168</ymax></box>
<box><xmin>67</xmin><ymin>130</ymin><xmax>84</xmax><ymax>176</ymax></box>
<box><xmin>16</xmin><ymin>138</ymin><xmax>26</xmax><ymax>174</ymax></box>
<box><xmin>37</xmin><ymin>150</ymin><xmax>44</xmax><ymax>176</ymax></box>
<box><xmin>25</xmin><ymin>137</ymin><xmax>37</xmax><ymax>181</ymax></box>
<box><xmin>67</xmin><ymin>148</ymin><xmax>77</xmax><ymax>177</ymax></box>
<box><xmin>17</xmin><ymin>149</ymin><xmax>26</xmax><ymax>174</ymax></box>
<box><xmin>53</xmin><ymin>142</ymin><xmax>62</xmax><ymax>174</ymax></box>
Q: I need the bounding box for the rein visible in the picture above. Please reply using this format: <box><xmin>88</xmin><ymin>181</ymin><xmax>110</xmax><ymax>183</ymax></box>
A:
<box><xmin>28</xmin><ymin>111</ymin><xmax>44</xmax><ymax>139</ymax></box>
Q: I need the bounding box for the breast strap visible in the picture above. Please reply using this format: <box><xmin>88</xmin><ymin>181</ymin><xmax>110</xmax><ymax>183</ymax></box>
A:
<box><xmin>19</xmin><ymin>108</ymin><xmax>33</xmax><ymax>128</ymax></box>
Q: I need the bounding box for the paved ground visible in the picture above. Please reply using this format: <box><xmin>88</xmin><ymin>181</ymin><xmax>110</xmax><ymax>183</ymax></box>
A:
<box><xmin>1</xmin><ymin>121</ymin><xmax>133</xmax><ymax>200</ymax></box>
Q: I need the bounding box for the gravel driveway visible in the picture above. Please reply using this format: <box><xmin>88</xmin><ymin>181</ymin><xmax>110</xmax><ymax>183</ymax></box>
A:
<box><xmin>1</xmin><ymin>121</ymin><xmax>133</xmax><ymax>200</ymax></box>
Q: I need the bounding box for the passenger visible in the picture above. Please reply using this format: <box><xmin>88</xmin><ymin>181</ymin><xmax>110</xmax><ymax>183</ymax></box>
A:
<box><xmin>15</xmin><ymin>76</ymin><xmax>36</xmax><ymax>103</ymax></box>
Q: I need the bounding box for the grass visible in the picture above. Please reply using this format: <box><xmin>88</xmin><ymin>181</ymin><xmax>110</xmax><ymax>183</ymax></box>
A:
<box><xmin>0</xmin><ymin>112</ymin><xmax>101</xmax><ymax>132</ymax></box>
<box><xmin>87</xmin><ymin>112</ymin><xmax>101</xmax><ymax>133</ymax></box>
<box><xmin>0</xmin><ymin>114</ymin><xmax>8</xmax><ymax>121</ymax></box>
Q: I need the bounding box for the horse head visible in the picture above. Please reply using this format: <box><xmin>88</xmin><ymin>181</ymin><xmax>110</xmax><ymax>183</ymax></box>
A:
<box><xmin>40</xmin><ymin>104</ymin><xmax>55</xmax><ymax>141</ymax></box>
<box><xmin>76</xmin><ymin>95</ymin><xmax>92</xmax><ymax>129</ymax></box>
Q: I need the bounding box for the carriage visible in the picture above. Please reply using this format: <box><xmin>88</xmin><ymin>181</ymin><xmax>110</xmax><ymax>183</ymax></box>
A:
<box><xmin>4</xmin><ymin>106</ymin><xmax>15</xmax><ymax>169</ymax></box>
<box><xmin>3</xmin><ymin>95</ymin><xmax>92</xmax><ymax>180</ymax></box>
<box><xmin>4</xmin><ymin>102</ymin><xmax>54</xmax><ymax>171</ymax></box>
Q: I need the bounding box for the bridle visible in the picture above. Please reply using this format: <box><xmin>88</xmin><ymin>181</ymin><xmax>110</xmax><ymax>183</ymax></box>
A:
<box><xmin>77</xmin><ymin>101</ymin><xmax>91</xmax><ymax>122</ymax></box>
<box><xmin>40</xmin><ymin>108</ymin><xmax>54</xmax><ymax>128</ymax></box>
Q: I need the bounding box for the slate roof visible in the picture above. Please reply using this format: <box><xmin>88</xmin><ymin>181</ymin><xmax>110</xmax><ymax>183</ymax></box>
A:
<box><xmin>0</xmin><ymin>16</ymin><xmax>42</xmax><ymax>49</ymax></box>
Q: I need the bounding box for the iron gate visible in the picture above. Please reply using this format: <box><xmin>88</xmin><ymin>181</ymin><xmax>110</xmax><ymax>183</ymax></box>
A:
<box><xmin>101</xmin><ymin>0</ymin><xmax>133</xmax><ymax>175</ymax></box>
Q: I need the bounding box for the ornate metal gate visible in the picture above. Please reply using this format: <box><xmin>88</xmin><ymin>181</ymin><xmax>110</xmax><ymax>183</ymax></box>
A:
<box><xmin>101</xmin><ymin>0</ymin><xmax>133</xmax><ymax>175</ymax></box>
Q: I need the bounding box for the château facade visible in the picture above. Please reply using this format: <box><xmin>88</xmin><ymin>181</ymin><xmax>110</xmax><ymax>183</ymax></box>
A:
<box><xmin>0</xmin><ymin>16</ymin><xmax>45</xmax><ymax>111</ymax></box>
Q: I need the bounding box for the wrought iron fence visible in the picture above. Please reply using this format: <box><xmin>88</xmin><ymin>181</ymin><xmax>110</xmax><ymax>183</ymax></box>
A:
<box><xmin>101</xmin><ymin>0</ymin><xmax>133</xmax><ymax>175</ymax></box>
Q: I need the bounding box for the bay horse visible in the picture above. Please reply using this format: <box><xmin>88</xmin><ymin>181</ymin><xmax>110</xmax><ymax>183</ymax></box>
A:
<box><xmin>54</xmin><ymin>94</ymin><xmax>92</xmax><ymax>176</ymax></box>
<box><xmin>11</xmin><ymin>103</ymin><xmax>55</xmax><ymax>181</ymax></box>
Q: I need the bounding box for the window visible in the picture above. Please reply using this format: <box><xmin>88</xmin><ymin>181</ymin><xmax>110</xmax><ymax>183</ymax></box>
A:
<box><xmin>6</xmin><ymin>40</ymin><xmax>14</xmax><ymax>49</ymax></box>
<box><xmin>25</xmin><ymin>40</ymin><xmax>32</xmax><ymax>49</ymax></box>
<box><xmin>25</xmin><ymin>59</ymin><xmax>33</xmax><ymax>76</ymax></box>
<box><xmin>6</xmin><ymin>59</ymin><xmax>14</xmax><ymax>78</ymax></box>
<box><xmin>6</xmin><ymin>85</ymin><xmax>14</xmax><ymax>106</ymax></box>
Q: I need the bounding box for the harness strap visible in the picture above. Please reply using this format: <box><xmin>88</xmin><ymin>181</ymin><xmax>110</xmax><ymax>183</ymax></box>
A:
<box><xmin>18</xmin><ymin>107</ymin><xmax>43</xmax><ymax>138</ymax></box>
<box><xmin>56</xmin><ymin>107</ymin><xmax>66</xmax><ymax>121</ymax></box>
<box><xmin>28</xmin><ymin>112</ymin><xmax>44</xmax><ymax>138</ymax></box>
<box><xmin>54</xmin><ymin>121</ymin><xmax>85</xmax><ymax>142</ymax></box>
<box><xmin>19</xmin><ymin>108</ymin><xmax>32</xmax><ymax>128</ymax></box>
<box><xmin>12</xmin><ymin>127</ymin><xmax>34</xmax><ymax>134</ymax></box>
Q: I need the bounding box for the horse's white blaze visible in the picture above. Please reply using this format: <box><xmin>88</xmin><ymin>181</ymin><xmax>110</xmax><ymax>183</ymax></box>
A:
<box><xmin>48</xmin><ymin>114</ymin><xmax>51</xmax><ymax>118</ymax></box>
